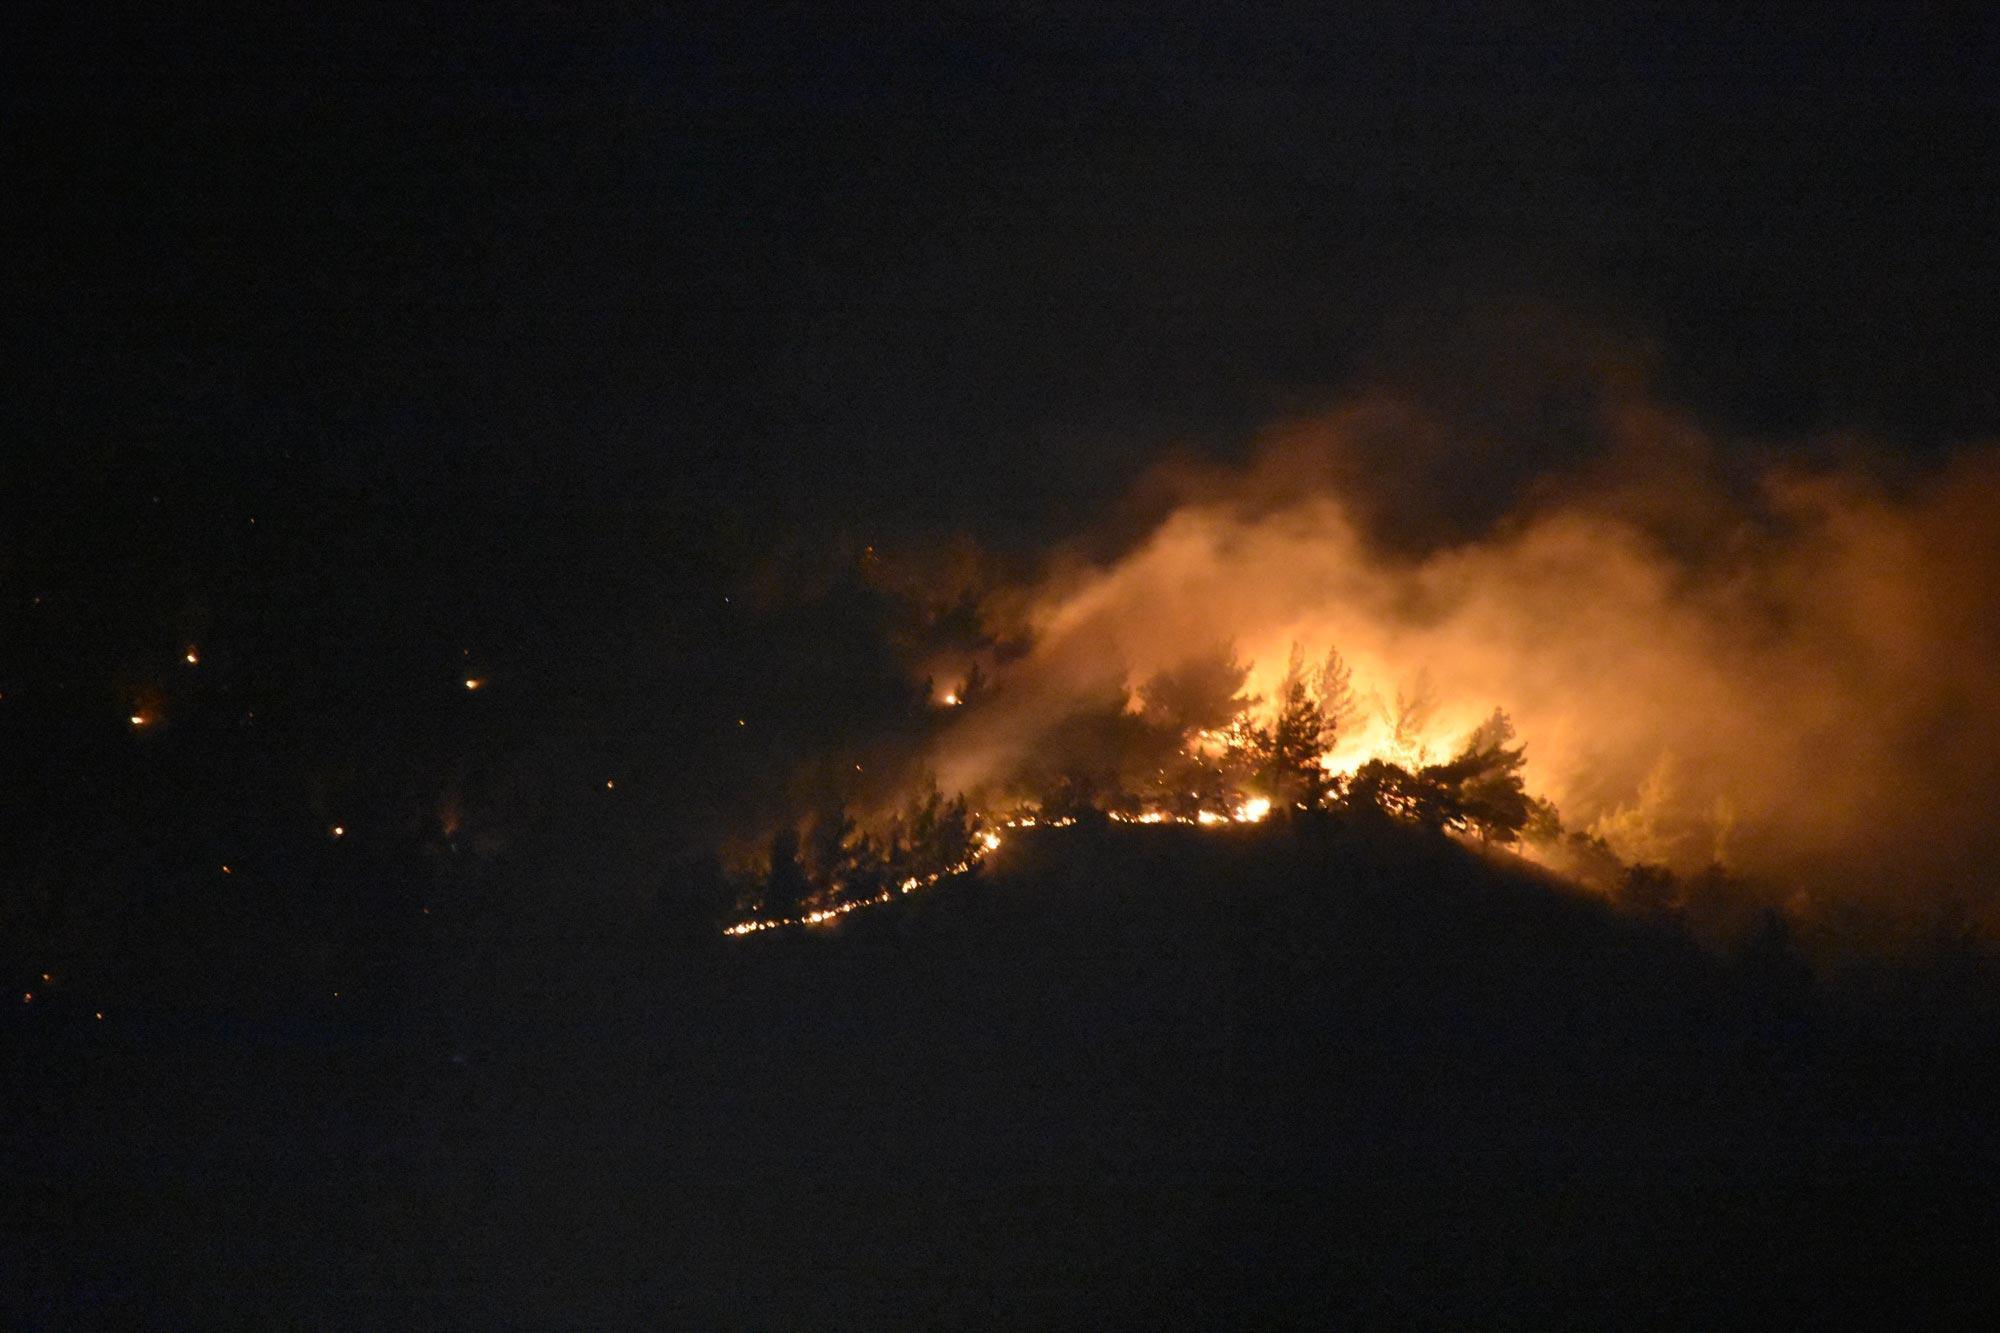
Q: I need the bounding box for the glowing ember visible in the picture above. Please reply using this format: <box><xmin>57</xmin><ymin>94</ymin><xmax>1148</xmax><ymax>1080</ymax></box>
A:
<box><xmin>463</xmin><ymin>677</ymin><xmax>484</xmax><ymax>691</ymax></box>
<box><xmin>184</xmin><ymin>647</ymin><xmax>200</xmax><ymax>664</ymax></box>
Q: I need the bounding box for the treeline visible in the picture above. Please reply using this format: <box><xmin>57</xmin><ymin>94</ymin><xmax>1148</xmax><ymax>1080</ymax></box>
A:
<box><xmin>714</xmin><ymin>644</ymin><xmax>1561</xmax><ymax>927</ymax></box>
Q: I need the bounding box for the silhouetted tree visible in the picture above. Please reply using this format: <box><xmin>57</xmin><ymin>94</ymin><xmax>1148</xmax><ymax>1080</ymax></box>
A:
<box><xmin>1424</xmin><ymin>708</ymin><xmax>1532</xmax><ymax>842</ymax></box>
<box><xmin>1250</xmin><ymin>645</ymin><xmax>1340</xmax><ymax>813</ymax></box>
<box><xmin>1340</xmin><ymin>758</ymin><xmax>1430</xmax><ymax>824</ymax></box>
<box><xmin>1339</xmin><ymin>709</ymin><xmax>1533</xmax><ymax>842</ymax></box>
<box><xmin>901</xmin><ymin>778</ymin><xmax>978</xmax><ymax>878</ymax></box>
<box><xmin>803</xmin><ymin>804</ymin><xmax>858</xmax><ymax>897</ymax></box>
<box><xmin>1138</xmin><ymin>646</ymin><xmax>1253</xmax><ymax>737</ymax></box>
<box><xmin>760</xmin><ymin>826</ymin><xmax>810</xmax><ymax>918</ymax></box>
<box><xmin>1618</xmin><ymin>863</ymin><xmax>1681</xmax><ymax>916</ymax></box>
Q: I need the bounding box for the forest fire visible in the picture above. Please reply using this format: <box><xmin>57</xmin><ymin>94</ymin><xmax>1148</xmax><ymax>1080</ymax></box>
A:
<box><xmin>721</xmin><ymin>392</ymin><xmax>2000</xmax><ymax>942</ymax></box>
<box><xmin>720</xmin><ymin>656</ymin><xmax>1541</xmax><ymax>937</ymax></box>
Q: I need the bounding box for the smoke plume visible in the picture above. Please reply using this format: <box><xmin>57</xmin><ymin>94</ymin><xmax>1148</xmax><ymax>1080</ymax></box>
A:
<box><xmin>928</xmin><ymin>368</ymin><xmax>2000</xmax><ymax>927</ymax></box>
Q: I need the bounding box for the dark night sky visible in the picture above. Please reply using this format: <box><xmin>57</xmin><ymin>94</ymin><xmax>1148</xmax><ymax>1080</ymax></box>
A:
<box><xmin>4</xmin><ymin>4</ymin><xmax>1999</xmax><ymax>897</ymax></box>
<box><xmin>10</xmin><ymin>4</ymin><xmax>1999</xmax><ymax>542</ymax></box>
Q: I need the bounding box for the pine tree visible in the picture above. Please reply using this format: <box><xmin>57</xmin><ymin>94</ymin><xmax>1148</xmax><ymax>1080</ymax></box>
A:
<box><xmin>1252</xmin><ymin>644</ymin><xmax>1338</xmax><ymax>813</ymax></box>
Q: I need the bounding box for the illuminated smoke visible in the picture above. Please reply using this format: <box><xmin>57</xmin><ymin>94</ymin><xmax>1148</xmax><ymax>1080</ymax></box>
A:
<box><xmin>927</xmin><ymin>388</ymin><xmax>2000</xmax><ymax>927</ymax></box>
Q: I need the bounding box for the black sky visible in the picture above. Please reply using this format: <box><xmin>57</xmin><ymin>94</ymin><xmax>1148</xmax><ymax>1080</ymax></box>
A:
<box><xmin>10</xmin><ymin>3</ymin><xmax>1998</xmax><ymax>544</ymax></box>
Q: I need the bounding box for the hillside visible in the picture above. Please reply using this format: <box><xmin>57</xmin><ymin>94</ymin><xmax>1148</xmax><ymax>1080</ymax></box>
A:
<box><xmin>9</xmin><ymin>819</ymin><xmax>1997</xmax><ymax>1327</ymax></box>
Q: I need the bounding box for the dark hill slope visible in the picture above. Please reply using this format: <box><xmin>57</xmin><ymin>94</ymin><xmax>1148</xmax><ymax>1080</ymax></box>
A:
<box><xmin>10</xmin><ymin>819</ymin><xmax>1997</xmax><ymax>1327</ymax></box>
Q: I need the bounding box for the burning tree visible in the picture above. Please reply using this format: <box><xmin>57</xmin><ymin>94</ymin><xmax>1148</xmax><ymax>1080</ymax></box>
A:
<box><xmin>893</xmin><ymin>778</ymin><xmax>980</xmax><ymax>880</ymax></box>
<box><xmin>1245</xmin><ymin>645</ymin><xmax>1354</xmax><ymax>814</ymax></box>
<box><xmin>1340</xmin><ymin>707</ymin><xmax>1533</xmax><ymax>843</ymax></box>
<box><xmin>1136</xmin><ymin>647</ymin><xmax>1255</xmax><ymax>818</ymax></box>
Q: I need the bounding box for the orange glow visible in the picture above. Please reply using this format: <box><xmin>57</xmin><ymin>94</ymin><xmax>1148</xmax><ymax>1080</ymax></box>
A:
<box><xmin>185</xmin><ymin>647</ymin><xmax>200</xmax><ymax>664</ymax></box>
<box><xmin>898</xmin><ymin>398</ymin><xmax>2000</xmax><ymax>929</ymax></box>
<box><xmin>463</xmin><ymin>677</ymin><xmax>484</xmax><ymax>691</ymax></box>
<box><xmin>331</xmin><ymin>825</ymin><xmax>345</xmax><ymax>838</ymax></box>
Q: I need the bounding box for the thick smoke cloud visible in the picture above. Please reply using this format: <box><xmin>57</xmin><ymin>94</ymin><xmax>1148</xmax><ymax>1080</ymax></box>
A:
<box><xmin>931</xmin><ymin>367</ymin><xmax>2000</xmax><ymax>927</ymax></box>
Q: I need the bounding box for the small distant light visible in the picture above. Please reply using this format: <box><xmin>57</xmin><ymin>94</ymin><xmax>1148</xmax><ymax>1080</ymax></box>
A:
<box><xmin>464</xmin><ymin>678</ymin><xmax>483</xmax><ymax>691</ymax></box>
<box><xmin>185</xmin><ymin>647</ymin><xmax>200</xmax><ymax>665</ymax></box>
<box><xmin>21</xmin><ymin>993</ymin><xmax>30</xmax><ymax>1004</ymax></box>
<box><xmin>605</xmin><ymin>779</ymin><xmax>615</xmax><ymax>789</ymax></box>
<box><xmin>221</xmin><ymin>864</ymin><xmax>232</xmax><ymax>874</ymax></box>
<box><xmin>129</xmin><ymin>714</ymin><xmax>147</xmax><ymax>727</ymax></box>
<box><xmin>737</xmin><ymin>718</ymin><xmax>746</xmax><ymax>727</ymax></box>
<box><xmin>95</xmin><ymin>1011</ymin><xmax>104</xmax><ymax>1020</ymax></box>
<box><xmin>942</xmin><ymin>692</ymin><xmax>960</xmax><ymax>706</ymax></box>
<box><xmin>41</xmin><ymin>972</ymin><xmax>51</xmax><ymax>982</ymax></box>
<box><xmin>331</xmin><ymin>825</ymin><xmax>345</xmax><ymax>838</ymax></box>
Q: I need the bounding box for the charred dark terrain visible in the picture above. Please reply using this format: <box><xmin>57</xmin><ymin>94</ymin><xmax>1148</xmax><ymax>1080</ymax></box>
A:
<box><xmin>10</xmin><ymin>819</ymin><xmax>1996</xmax><ymax>1328</ymax></box>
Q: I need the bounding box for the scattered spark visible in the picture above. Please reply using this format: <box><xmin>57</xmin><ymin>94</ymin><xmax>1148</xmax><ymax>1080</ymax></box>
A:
<box><xmin>331</xmin><ymin>825</ymin><xmax>345</xmax><ymax>839</ymax></box>
<box><xmin>21</xmin><ymin>993</ymin><xmax>31</xmax><ymax>1004</ymax></box>
<box><xmin>95</xmin><ymin>1012</ymin><xmax>103</xmax><ymax>1020</ymax></box>
<box><xmin>737</xmin><ymin>718</ymin><xmax>746</xmax><ymax>727</ymax></box>
<box><xmin>605</xmin><ymin>779</ymin><xmax>616</xmax><ymax>789</ymax></box>
<box><xmin>463</xmin><ymin>677</ymin><xmax>484</xmax><ymax>692</ymax></box>
<box><xmin>942</xmin><ymin>692</ymin><xmax>960</xmax><ymax>706</ymax></box>
<box><xmin>221</xmin><ymin>865</ymin><xmax>232</xmax><ymax>874</ymax></box>
<box><xmin>129</xmin><ymin>714</ymin><xmax>149</xmax><ymax>728</ymax></box>
<box><xmin>185</xmin><ymin>647</ymin><xmax>200</xmax><ymax>665</ymax></box>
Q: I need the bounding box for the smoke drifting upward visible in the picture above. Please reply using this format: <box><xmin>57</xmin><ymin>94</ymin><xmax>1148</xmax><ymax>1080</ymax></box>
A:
<box><xmin>930</xmin><ymin>375</ymin><xmax>2000</xmax><ymax>926</ymax></box>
